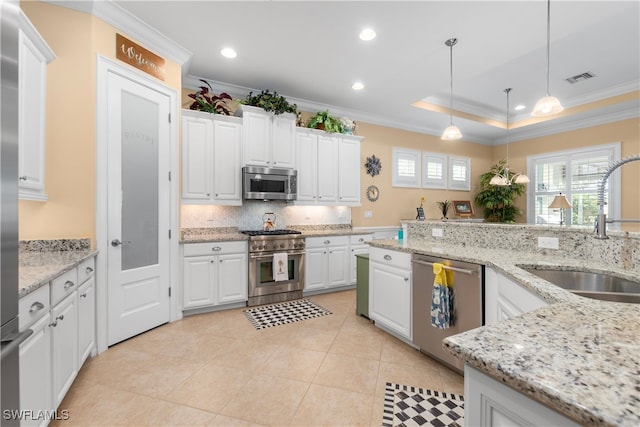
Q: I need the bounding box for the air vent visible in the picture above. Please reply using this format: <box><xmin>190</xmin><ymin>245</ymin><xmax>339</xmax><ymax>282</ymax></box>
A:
<box><xmin>566</xmin><ymin>72</ymin><xmax>596</xmax><ymax>84</ymax></box>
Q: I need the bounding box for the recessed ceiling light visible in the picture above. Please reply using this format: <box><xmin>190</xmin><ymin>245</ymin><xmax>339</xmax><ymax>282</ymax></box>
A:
<box><xmin>352</xmin><ymin>82</ymin><xmax>364</xmax><ymax>90</ymax></box>
<box><xmin>220</xmin><ymin>48</ymin><xmax>237</xmax><ymax>59</ymax></box>
<box><xmin>514</xmin><ymin>104</ymin><xmax>526</xmax><ymax>111</ymax></box>
<box><xmin>359</xmin><ymin>28</ymin><xmax>376</xmax><ymax>41</ymax></box>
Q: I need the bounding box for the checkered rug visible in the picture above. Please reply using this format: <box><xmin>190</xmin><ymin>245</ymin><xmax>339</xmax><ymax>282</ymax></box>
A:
<box><xmin>243</xmin><ymin>299</ymin><xmax>332</xmax><ymax>330</ymax></box>
<box><xmin>382</xmin><ymin>383</ymin><xmax>464</xmax><ymax>427</ymax></box>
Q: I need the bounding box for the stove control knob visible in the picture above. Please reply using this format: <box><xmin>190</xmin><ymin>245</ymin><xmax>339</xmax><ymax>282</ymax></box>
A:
<box><xmin>251</xmin><ymin>245</ymin><xmax>256</xmax><ymax>250</ymax></box>
<box><xmin>280</xmin><ymin>243</ymin><xmax>285</xmax><ymax>248</ymax></box>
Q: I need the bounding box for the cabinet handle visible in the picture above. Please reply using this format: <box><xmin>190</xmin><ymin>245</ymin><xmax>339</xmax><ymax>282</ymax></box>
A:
<box><xmin>329</xmin><ymin>251</ymin><xmax>333</xmax><ymax>254</ymax></box>
<box><xmin>19</xmin><ymin>176</ymin><xmax>27</xmax><ymax>181</ymax></box>
<box><xmin>85</xmin><ymin>266</ymin><xmax>94</xmax><ymax>274</ymax></box>
<box><xmin>210</xmin><ymin>259</ymin><xmax>214</xmax><ymax>263</ymax></box>
<box><xmin>56</xmin><ymin>314</ymin><xmax>64</xmax><ymax>321</ymax></box>
<box><xmin>80</xmin><ymin>293</ymin><xmax>88</xmax><ymax>298</ymax></box>
<box><xmin>212</xmin><ymin>246</ymin><xmax>222</xmax><ymax>251</ymax></box>
<box><xmin>49</xmin><ymin>321</ymin><xmax>58</xmax><ymax>327</ymax></box>
<box><xmin>340</xmin><ymin>197</ymin><xmax>342</xmax><ymax>200</ymax></box>
<box><xmin>64</xmin><ymin>280</ymin><xmax>75</xmax><ymax>289</ymax></box>
<box><xmin>206</xmin><ymin>193</ymin><xmax>210</xmax><ymax>196</ymax></box>
<box><xmin>215</xmin><ymin>194</ymin><xmax>219</xmax><ymax>197</ymax></box>
<box><xmin>29</xmin><ymin>301</ymin><xmax>45</xmax><ymax>313</ymax></box>
<box><xmin>319</xmin><ymin>196</ymin><xmax>322</xmax><ymax>199</ymax></box>
<box><xmin>324</xmin><ymin>240</ymin><xmax>330</xmax><ymax>244</ymax></box>
<box><xmin>384</xmin><ymin>255</ymin><xmax>392</xmax><ymax>261</ymax></box>
<box><xmin>358</xmin><ymin>238</ymin><xmax>364</xmax><ymax>242</ymax></box>
<box><xmin>404</xmin><ymin>277</ymin><xmax>409</xmax><ymax>281</ymax></box>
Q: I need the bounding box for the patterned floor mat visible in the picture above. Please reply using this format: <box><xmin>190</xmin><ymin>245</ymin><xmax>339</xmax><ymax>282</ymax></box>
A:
<box><xmin>243</xmin><ymin>299</ymin><xmax>332</xmax><ymax>330</ymax></box>
<box><xmin>382</xmin><ymin>383</ymin><xmax>464</xmax><ymax>427</ymax></box>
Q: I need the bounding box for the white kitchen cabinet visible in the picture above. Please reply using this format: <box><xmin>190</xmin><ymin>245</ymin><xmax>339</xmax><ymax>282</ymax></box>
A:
<box><xmin>304</xmin><ymin>236</ymin><xmax>350</xmax><ymax>292</ymax></box>
<box><xmin>182</xmin><ymin>241</ymin><xmax>248</xmax><ymax>310</ymax></box>
<box><xmin>369</xmin><ymin>247</ymin><xmax>412</xmax><ymax>341</ymax></box>
<box><xmin>295</xmin><ymin>129</ymin><xmax>319</xmax><ymax>202</ymax></box>
<box><xmin>18</xmin><ymin>12</ymin><xmax>55</xmax><ymax>201</ymax></box>
<box><xmin>50</xmin><ymin>292</ymin><xmax>79</xmax><ymax>407</ymax></box>
<box><xmin>484</xmin><ymin>267</ymin><xmax>548</xmax><ymax>325</ymax></box>
<box><xmin>181</xmin><ymin>110</ymin><xmax>242</xmax><ymax>205</ymax></box>
<box><xmin>349</xmin><ymin>234</ymin><xmax>372</xmax><ymax>284</ymax></box>
<box><xmin>236</xmin><ymin>104</ymin><xmax>296</xmax><ymax>168</ymax></box>
<box><xmin>77</xmin><ymin>277</ymin><xmax>95</xmax><ymax>366</ymax></box>
<box><xmin>464</xmin><ymin>365</ymin><xmax>579</xmax><ymax>426</ymax></box>
<box><xmin>337</xmin><ymin>135</ymin><xmax>362</xmax><ymax>205</ymax></box>
<box><xmin>19</xmin><ymin>310</ymin><xmax>52</xmax><ymax>427</ymax></box>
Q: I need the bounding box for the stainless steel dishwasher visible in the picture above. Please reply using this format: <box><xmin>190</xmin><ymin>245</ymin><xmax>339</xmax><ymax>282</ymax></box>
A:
<box><xmin>412</xmin><ymin>253</ymin><xmax>483</xmax><ymax>373</ymax></box>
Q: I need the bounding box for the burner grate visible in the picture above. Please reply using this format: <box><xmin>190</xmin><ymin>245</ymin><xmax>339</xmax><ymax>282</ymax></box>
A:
<box><xmin>241</xmin><ymin>229</ymin><xmax>302</xmax><ymax>237</ymax></box>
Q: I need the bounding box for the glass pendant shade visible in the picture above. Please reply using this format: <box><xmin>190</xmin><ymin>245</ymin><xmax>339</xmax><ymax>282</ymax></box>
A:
<box><xmin>514</xmin><ymin>174</ymin><xmax>530</xmax><ymax>184</ymax></box>
<box><xmin>531</xmin><ymin>95</ymin><xmax>564</xmax><ymax>117</ymax></box>
<box><xmin>441</xmin><ymin>124</ymin><xmax>462</xmax><ymax>141</ymax></box>
<box><xmin>490</xmin><ymin>174</ymin><xmax>509</xmax><ymax>186</ymax></box>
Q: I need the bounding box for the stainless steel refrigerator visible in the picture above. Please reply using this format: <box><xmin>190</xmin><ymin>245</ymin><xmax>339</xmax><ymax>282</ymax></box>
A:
<box><xmin>1</xmin><ymin>1</ymin><xmax>32</xmax><ymax>425</ymax></box>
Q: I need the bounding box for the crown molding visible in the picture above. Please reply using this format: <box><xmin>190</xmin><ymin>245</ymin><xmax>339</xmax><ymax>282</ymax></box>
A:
<box><xmin>43</xmin><ymin>0</ymin><xmax>192</xmax><ymax>66</ymax></box>
<box><xmin>19</xmin><ymin>11</ymin><xmax>56</xmax><ymax>63</ymax></box>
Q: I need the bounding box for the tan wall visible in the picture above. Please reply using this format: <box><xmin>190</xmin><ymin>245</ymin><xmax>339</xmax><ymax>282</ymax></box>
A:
<box><xmin>501</xmin><ymin>118</ymin><xmax>640</xmax><ymax>226</ymax></box>
<box><xmin>19</xmin><ymin>1</ymin><xmax>182</xmax><ymax>244</ymax></box>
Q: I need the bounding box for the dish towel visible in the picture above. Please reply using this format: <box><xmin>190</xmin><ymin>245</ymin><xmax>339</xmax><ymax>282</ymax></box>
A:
<box><xmin>272</xmin><ymin>252</ymin><xmax>289</xmax><ymax>282</ymax></box>
<box><xmin>431</xmin><ymin>262</ymin><xmax>455</xmax><ymax>329</ymax></box>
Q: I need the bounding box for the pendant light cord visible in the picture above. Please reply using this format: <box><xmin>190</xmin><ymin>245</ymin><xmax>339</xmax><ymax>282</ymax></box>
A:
<box><xmin>449</xmin><ymin>42</ymin><xmax>454</xmax><ymax>125</ymax></box>
<box><xmin>545</xmin><ymin>0</ymin><xmax>551</xmax><ymax>96</ymax></box>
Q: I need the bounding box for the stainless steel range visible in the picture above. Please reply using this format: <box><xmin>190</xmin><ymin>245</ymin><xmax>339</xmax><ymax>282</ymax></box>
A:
<box><xmin>242</xmin><ymin>230</ymin><xmax>305</xmax><ymax>306</ymax></box>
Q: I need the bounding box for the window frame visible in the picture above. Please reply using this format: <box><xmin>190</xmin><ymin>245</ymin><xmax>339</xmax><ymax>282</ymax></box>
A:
<box><xmin>392</xmin><ymin>147</ymin><xmax>421</xmax><ymax>188</ymax></box>
<box><xmin>448</xmin><ymin>156</ymin><xmax>471</xmax><ymax>191</ymax></box>
<box><xmin>422</xmin><ymin>152</ymin><xmax>448</xmax><ymax>189</ymax></box>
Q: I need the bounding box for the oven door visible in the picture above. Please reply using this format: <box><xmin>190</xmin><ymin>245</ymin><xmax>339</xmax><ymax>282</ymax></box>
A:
<box><xmin>249</xmin><ymin>250</ymin><xmax>305</xmax><ymax>297</ymax></box>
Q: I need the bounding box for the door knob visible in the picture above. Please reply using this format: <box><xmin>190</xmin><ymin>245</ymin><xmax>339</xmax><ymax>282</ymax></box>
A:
<box><xmin>111</xmin><ymin>239</ymin><xmax>130</xmax><ymax>247</ymax></box>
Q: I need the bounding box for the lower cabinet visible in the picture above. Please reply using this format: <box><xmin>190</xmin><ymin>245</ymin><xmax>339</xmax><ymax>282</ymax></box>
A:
<box><xmin>304</xmin><ymin>236</ymin><xmax>350</xmax><ymax>292</ymax></box>
<box><xmin>464</xmin><ymin>365</ymin><xmax>579</xmax><ymax>426</ymax></box>
<box><xmin>485</xmin><ymin>267</ymin><xmax>548</xmax><ymax>325</ymax></box>
<box><xmin>349</xmin><ymin>234</ymin><xmax>372</xmax><ymax>284</ymax></box>
<box><xmin>77</xmin><ymin>277</ymin><xmax>95</xmax><ymax>366</ymax></box>
<box><xmin>50</xmin><ymin>292</ymin><xmax>79</xmax><ymax>408</ymax></box>
<box><xmin>369</xmin><ymin>247</ymin><xmax>412</xmax><ymax>341</ymax></box>
<box><xmin>182</xmin><ymin>241</ymin><xmax>248</xmax><ymax>310</ymax></box>
<box><xmin>19</xmin><ymin>314</ymin><xmax>52</xmax><ymax>427</ymax></box>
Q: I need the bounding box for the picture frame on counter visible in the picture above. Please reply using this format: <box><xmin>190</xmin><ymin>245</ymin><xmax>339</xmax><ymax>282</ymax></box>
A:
<box><xmin>453</xmin><ymin>200</ymin><xmax>473</xmax><ymax>217</ymax></box>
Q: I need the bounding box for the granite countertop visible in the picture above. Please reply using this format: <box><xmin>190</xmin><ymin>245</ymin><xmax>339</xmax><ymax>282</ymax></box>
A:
<box><xmin>369</xmin><ymin>238</ymin><xmax>640</xmax><ymax>426</ymax></box>
<box><xmin>19</xmin><ymin>239</ymin><xmax>97</xmax><ymax>298</ymax></box>
<box><xmin>180</xmin><ymin>225</ymin><xmax>372</xmax><ymax>243</ymax></box>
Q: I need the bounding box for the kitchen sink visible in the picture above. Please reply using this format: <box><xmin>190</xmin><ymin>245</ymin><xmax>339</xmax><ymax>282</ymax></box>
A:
<box><xmin>518</xmin><ymin>267</ymin><xmax>640</xmax><ymax>304</ymax></box>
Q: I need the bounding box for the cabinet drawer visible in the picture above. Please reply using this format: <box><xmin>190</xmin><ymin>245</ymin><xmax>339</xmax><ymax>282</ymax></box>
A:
<box><xmin>183</xmin><ymin>241</ymin><xmax>247</xmax><ymax>257</ymax></box>
<box><xmin>306</xmin><ymin>235</ymin><xmax>349</xmax><ymax>248</ymax></box>
<box><xmin>350</xmin><ymin>234</ymin><xmax>372</xmax><ymax>245</ymax></box>
<box><xmin>369</xmin><ymin>247</ymin><xmax>411</xmax><ymax>270</ymax></box>
<box><xmin>77</xmin><ymin>257</ymin><xmax>95</xmax><ymax>284</ymax></box>
<box><xmin>19</xmin><ymin>284</ymin><xmax>50</xmax><ymax>331</ymax></box>
<box><xmin>51</xmin><ymin>268</ymin><xmax>78</xmax><ymax>306</ymax></box>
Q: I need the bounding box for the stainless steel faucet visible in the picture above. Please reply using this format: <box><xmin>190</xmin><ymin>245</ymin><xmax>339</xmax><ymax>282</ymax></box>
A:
<box><xmin>594</xmin><ymin>154</ymin><xmax>640</xmax><ymax>239</ymax></box>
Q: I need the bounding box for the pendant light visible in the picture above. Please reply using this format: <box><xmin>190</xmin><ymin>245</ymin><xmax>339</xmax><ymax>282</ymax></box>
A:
<box><xmin>441</xmin><ymin>38</ymin><xmax>462</xmax><ymax>140</ymax></box>
<box><xmin>531</xmin><ymin>0</ymin><xmax>564</xmax><ymax>117</ymax></box>
<box><xmin>491</xmin><ymin>88</ymin><xmax>530</xmax><ymax>186</ymax></box>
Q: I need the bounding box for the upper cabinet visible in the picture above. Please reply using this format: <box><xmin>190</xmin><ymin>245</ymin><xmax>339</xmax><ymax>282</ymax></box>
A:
<box><xmin>18</xmin><ymin>12</ymin><xmax>55</xmax><ymax>201</ymax></box>
<box><xmin>181</xmin><ymin>110</ymin><xmax>242</xmax><ymax>205</ymax></box>
<box><xmin>235</xmin><ymin>105</ymin><xmax>296</xmax><ymax>169</ymax></box>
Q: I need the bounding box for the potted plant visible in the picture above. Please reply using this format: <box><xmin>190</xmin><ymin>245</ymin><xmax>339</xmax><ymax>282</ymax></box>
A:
<box><xmin>187</xmin><ymin>79</ymin><xmax>233</xmax><ymax>115</ymax></box>
<box><xmin>240</xmin><ymin>89</ymin><xmax>297</xmax><ymax>115</ymax></box>
<box><xmin>307</xmin><ymin>110</ymin><xmax>344</xmax><ymax>133</ymax></box>
<box><xmin>437</xmin><ymin>200</ymin><xmax>451</xmax><ymax>219</ymax></box>
<box><xmin>474</xmin><ymin>159</ymin><xmax>526</xmax><ymax>223</ymax></box>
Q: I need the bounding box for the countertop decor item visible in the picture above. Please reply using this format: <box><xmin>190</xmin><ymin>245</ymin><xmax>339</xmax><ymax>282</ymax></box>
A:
<box><xmin>437</xmin><ymin>200</ymin><xmax>451</xmax><ymax>219</ymax></box>
<box><xmin>475</xmin><ymin>159</ymin><xmax>526</xmax><ymax>223</ymax></box>
<box><xmin>307</xmin><ymin>110</ymin><xmax>344</xmax><ymax>133</ymax></box>
<box><xmin>240</xmin><ymin>89</ymin><xmax>297</xmax><ymax>115</ymax></box>
<box><xmin>365</xmin><ymin>155</ymin><xmax>382</xmax><ymax>177</ymax></box>
<box><xmin>452</xmin><ymin>200</ymin><xmax>474</xmax><ymax>217</ymax></box>
<box><xmin>187</xmin><ymin>79</ymin><xmax>233</xmax><ymax>115</ymax></box>
<box><xmin>366</xmin><ymin>185</ymin><xmax>379</xmax><ymax>202</ymax></box>
<box><xmin>548</xmin><ymin>193</ymin><xmax>572</xmax><ymax>225</ymax></box>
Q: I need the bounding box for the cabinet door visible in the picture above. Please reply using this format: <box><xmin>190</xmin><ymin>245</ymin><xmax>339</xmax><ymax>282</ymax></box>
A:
<box><xmin>271</xmin><ymin>115</ymin><xmax>296</xmax><ymax>169</ymax></box>
<box><xmin>182</xmin><ymin>115</ymin><xmax>213</xmax><ymax>201</ymax></box>
<box><xmin>317</xmin><ymin>135</ymin><xmax>338</xmax><ymax>203</ymax></box>
<box><xmin>350</xmin><ymin>245</ymin><xmax>369</xmax><ymax>284</ymax></box>
<box><xmin>51</xmin><ymin>293</ymin><xmax>78</xmax><ymax>407</ymax></box>
<box><xmin>485</xmin><ymin>268</ymin><xmax>548</xmax><ymax>326</ymax></box>
<box><xmin>370</xmin><ymin>262</ymin><xmax>412</xmax><ymax>340</ymax></box>
<box><xmin>19</xmin><ymin>314</ymin><xmax>52</xmax><ymax>427</ymax></box>
<box><xmin>305</xmin><ymin>247</ymin><xmax>327</xmax><ymax>291</ymax></box>
<box><xmin>77</xmin><ymin>277</ymin><xmax>96</xmax><ymax>366</ymax></box>
<box><xmin>295</xmin><ymin>132</ymin><xmax>318</xmax><ymax>202</ymax></box>
<box><xmin>243</xmin><ymin>110</ymin><xmax>271</xmax><ymax>167</ymax></box>
<box><xmin>338</xmin><ymin>137</ymin><xmax>361</xmax><ymax>205</ymax></box>
<box><xmin>217</xmin><ymin>253</ymin><xmax>248</xmax><ymax>304</ymax></box>
<box><xmin>212</xmin><ymin>119</ymin><xmax>242</xmax><ymax>203</ymax></box>
<box><xmin>183</xmin><ymin>255</ymin><xmax>215</xmax><ymax>309</ymax></box>
<box><xmin>328</xmin><ymin>245</ymin><xmax>349</xmax><ymax>288</ymax></box>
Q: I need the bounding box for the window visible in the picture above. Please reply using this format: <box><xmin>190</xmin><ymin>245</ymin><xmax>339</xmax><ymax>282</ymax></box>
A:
<box><xmin>527</xmin><ymin>143</ymin><xmax>620</xmax><ymax>226</ymax></box>
<box><xmin>392</xmin><ymin>148</ymin><xmax>421</xmax><ymax>188</ymax></box>
<box><xmin>448</xmin><ymin>156</ymin><xmax>471</xmax><ymax>191</ymax></box>
<box><xmin>422</xmin><ymin>152</ymin><xmax>447</xmax><ymax>189</ymax></box>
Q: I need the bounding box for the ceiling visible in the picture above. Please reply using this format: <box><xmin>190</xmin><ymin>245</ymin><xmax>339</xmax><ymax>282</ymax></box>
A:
<box><xmin>112</xmin><ymin>1</ymin><xmax>640</xmax><ymax>145</ymax></box>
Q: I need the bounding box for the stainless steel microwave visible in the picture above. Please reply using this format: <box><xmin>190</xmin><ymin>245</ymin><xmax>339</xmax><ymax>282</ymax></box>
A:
<box><xmin>242</xmin><ymin>166</ymin><xmax>297</xmax><ymax>201</ymax></box>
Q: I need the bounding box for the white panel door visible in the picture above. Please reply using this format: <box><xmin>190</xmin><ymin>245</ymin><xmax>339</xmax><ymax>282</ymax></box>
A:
<box><xmin>212</xmin><ymin>119</ymin><xmax>242</xmax><ymax>201</ymax></box>
<box><xmin>317</xmin><ymin>134</ymin><xmax>338</xmax><ymax>203</ymax></box>
<box><xmin>106</xmin><ymin>71</ymin><xmax>171</xmax><ymax>346</ymax></box>
<box><xmin>295</xmin><ymin>131</ymin><xmax>318</xmax><ymax>202</ymax></box>
<box><xmin>338</xmin><ymin>137</ymin><xmax>360</xmax><ymax>204</ymax></box>
<box><xmin>217</xmin><ymin>253</ymin><xmax>248</xmax><ymax>304</ymax></box>
<box><xmin>271</xmin><ymin>114</ymin><xmax>296</xmax><ymax>168</ymax></box>
<box><xmin>181</xmin><ymin>115</ymin><xmax>213</xmax><ymax>200</ymax></box>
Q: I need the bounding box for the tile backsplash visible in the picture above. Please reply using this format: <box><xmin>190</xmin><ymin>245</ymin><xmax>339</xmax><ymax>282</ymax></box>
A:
<box><xmin>181</xmin><ymin>202</ymin><xmax>351</xmax><ymax>230</ymax></box>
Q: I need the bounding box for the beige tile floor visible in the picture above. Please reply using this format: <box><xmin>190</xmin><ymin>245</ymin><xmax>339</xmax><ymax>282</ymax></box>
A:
<box><xmin>52</xmin><ymin>290</ymin><xmax>463</xmax><ymax>427</ymax></box>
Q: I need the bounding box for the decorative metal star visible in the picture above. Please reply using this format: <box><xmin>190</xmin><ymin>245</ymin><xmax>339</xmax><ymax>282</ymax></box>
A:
<box><xmin>365</xmin><ymin>155</ymin><xmax>382</xmax><ymax>177</ymax></box>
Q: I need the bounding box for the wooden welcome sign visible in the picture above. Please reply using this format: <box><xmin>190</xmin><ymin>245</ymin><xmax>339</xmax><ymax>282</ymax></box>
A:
<box><xmin>116</xmin><ymin>34</ymin><xmax>165</xmax><ymax>81</ymax></box>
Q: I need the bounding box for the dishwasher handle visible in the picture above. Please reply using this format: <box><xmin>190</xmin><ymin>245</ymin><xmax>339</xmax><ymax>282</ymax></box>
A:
<box><xmin>411</xmin><ymin>259</ymin><xmax>478</xmax><ymax>276</ymax></box>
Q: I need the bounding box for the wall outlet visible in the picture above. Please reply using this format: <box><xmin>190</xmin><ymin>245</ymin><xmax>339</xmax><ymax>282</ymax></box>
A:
<box><xmin>432</xmin><ymin>228</ymin><xmax>444</xmax><ymax>237</ymax></box>
<box><xmin>364</xmin><ymin>210</ymin><xmax>373</xmax><ymax>218</ymax></box>
<box><xmin>538</xmin><ymin>236</ymin><xmax>559</xmax><ymax>249</ymax></box>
